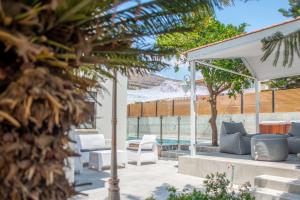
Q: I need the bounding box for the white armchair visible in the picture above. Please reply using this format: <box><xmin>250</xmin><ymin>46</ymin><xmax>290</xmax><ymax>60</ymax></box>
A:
<box><xmin>127</xmin><ymin>135</ymin><xmax>158</xmax><ymax>166</ymax></box>
<box><xmin>74</xmin><ymin>130</ymin><xmax>110</xmax><ymax>174</ymax></box>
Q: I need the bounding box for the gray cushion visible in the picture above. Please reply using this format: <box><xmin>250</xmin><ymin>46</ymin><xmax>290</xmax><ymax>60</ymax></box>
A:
<box><xmin>288</xmin><ymin>122</ymin><xmax>300</xmax><ymax>137</ymax></box>
<box><xmin>219</xmin><ymin>122</ymin><xmax>257</xmax><ymax>155</ymax></box>
<box><xmin>241</xmin><ymin>135</ymin><xmax>251</xmax><ymax>154</ymax></box>
<box><xmin>219</xmin><ymin>132</ymin><xmax>253</xmax><ymax>155</ymax></box>
<box><xmin>220</xmin><ymin>132</ymin><xmax>243</xmax><ymax>154</ymax></box>
<box><xmin>222</xmin><ymin>122</ymin><xmax>247</xmax><ymax>136</ymax></box>
<box><xmin>252</xmin><ymin>134</ymin><xmax>288</xmax><ymax>139</ymax></box>
<box><xmin>287</xmin><ymin>137</ymin><xmax>300</xmax><ymax>154</ymax></box>
<box><xmin>251</xmin><ymin>134</ymin><xmax>288</xmax><ymax>161</ymax></box>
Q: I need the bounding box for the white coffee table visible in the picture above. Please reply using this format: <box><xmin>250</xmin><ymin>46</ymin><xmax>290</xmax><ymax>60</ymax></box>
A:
<box><xmin>89</xmin><ymin>150</ymin><xmax>127</xmax><ymax>171</ymax></box>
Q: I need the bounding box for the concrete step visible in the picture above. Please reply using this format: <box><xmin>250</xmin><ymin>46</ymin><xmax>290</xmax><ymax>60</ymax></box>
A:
<box><xmin>255</xmin><ymin>175</ymin><xmax>300</xmax><ymax>195</ymax></box>
<box><xmin>254</xmin><ymin>188</ymin><xmax>300</xmax><ymax>200</ymax></box>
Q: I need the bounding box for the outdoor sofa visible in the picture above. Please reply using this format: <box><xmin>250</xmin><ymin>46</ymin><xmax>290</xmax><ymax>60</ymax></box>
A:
<box><xmin>219</xmin><ymin>121</ymin><xmax>257</xmax><ymax>155</ymax></box>
<box><xmin>76</xmin><ymin>133</ymin><xmax>111</xmax><ymax>163</ymax></box>
<box><xmin>287</xmin><ymin>122</ymin><xmax>300</xmax><ymax>154</ymax></box>
<box><xmin>74</xmin><ymin>131</ymin><xmax>111</xmax><ymax>173</ymax></box>
<box><xmin>220</xmin><ymin>121</ymin><xmax>300</xmax><ymax>157</ymax></box>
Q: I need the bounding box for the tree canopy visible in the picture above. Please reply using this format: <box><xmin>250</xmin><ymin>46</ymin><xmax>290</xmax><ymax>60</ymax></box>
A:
<box><xmin>279</xmin><ymin>0</ymin><xmax>300</xmax><ymax>18</ymax></box>
<box><xmin>157</xmin><ymin>16</ymin><xmax>252</xmax><ymax>146</ymax></box>
<box><xmin>156</xmin><ymin>16</ymin><xmax>252</xmax><ymax>98</ymax></box>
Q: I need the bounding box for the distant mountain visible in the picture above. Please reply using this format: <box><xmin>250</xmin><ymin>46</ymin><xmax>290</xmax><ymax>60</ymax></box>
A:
<box><xmin>127</xmin><ymin>73</ymin><xmax>268</xmax><ymax>103</ymax></box>
<box><xmin>128</xmin><ymin>73</ymin><xmax>181</xmax><ymax>90</ymax></box>
<box><xmin>127</xmin><ymin>73</ymin><xmax>209</xmax><ymax>103</ymax></box>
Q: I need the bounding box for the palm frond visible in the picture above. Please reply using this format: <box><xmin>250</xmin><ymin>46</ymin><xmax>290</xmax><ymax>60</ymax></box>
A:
<box><xmin>261</xmin><ymin>29</ymin><xmax>300</xmax><ymax>67</ymax></box>
<box><xmin>0</xmin><ymin>1</ymin><xmax>238</xmax><ymax>199</ymax></box>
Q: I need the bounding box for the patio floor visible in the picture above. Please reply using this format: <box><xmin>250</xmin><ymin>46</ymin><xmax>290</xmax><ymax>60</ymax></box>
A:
<box><xmin>74</xmin><ymin>160</ymin><xmax>205</xmax><ymax>200</ymax></box>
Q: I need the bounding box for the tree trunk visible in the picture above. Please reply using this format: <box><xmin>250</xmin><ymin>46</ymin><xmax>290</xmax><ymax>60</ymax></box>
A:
<box><xmin>209</xmin><ymin>94</ymin><xmax>218</xmax><ymax>146</ymax></box>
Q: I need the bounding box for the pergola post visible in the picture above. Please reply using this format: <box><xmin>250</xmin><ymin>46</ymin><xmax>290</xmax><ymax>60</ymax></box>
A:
<box><xmin>190</xmin><ymin>61</ymin><xmax>196</xmax><ymax>156</ymax></box>
<box><xmin>255</xmin><ymin>79</ymin><xmax>260</xmax><ymax>133</ymax></box>
<box><xmin>108</xmin><ymin>69</ymin><xmax>120</xmax><ymax>200</ymax></box>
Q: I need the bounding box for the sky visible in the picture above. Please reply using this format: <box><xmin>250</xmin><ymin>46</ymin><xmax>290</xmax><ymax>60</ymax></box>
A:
<box><xmin>156</xmin><ymin>0</ymin><xmax>291</xmax><ymax>80</ymax></box>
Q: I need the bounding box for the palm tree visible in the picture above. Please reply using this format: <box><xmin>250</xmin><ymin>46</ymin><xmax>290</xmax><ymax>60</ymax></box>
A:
<box><xmin>261</xmin><ymin>29</ymin><xmax>300</xmax><ymax>67</ymax></box>
<box><xmin>261</xmin><ymin>0</ymin><xmax>300</xmax><ymax>67</ymax></box>
<box><xmin>261</xmin><ymin>1</ymin><xmax>300</xmax><ymax>91</ymax></box>
<box><xmin>0</xmin><ymin>0</ymin><xmax>232</xmax><ymax>199</ymax></box>
<box><xmin>279</xmin><ymin>0</ymin><xmax>300</xmax><ymax>18</ymax></box>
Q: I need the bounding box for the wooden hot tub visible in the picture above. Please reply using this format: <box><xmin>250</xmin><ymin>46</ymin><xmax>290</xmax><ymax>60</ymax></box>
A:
<box><xmin>259</xmin><ymin>121</ymin><xmax>290</xmax><ymax>134</ymax></box>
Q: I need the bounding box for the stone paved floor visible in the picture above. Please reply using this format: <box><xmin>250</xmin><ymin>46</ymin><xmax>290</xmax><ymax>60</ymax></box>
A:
<box><xmin>74</xmin><ymin>160</ymin><xmax>205</xmax><ymax>200</ymax></box>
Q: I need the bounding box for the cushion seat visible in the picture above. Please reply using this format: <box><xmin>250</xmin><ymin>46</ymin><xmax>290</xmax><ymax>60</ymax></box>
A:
<box><xmin>286</xmin><ymin>122</ymin><xmax>300</xmax><ymax>154</ymax></box>
<box><xmin>126</xmin><ymin>141</ymin><xmax>154</xmax><ymax>151</ymax></box>
<box><xmin>220</xmin><ymin>122</ymin><xmax>257</xmax><ymax>155</ymax></box>
<box><xmin>288</xmin><ymin>122</ymin><xmax>300</xmax><ymax>137</ymax></box>
<box><xmin>287</xmin><ymin>137</ymin><xmax>300</xmax><ymax>154</ymax></box>
<box><xmin>126</xmin><ymin>147</ymin><xmax>153</xmax><ymax>152</ymax></box>
<box><xmin>251</xmin><ymin>134</ymin><xmax>288</xmax><ymax>161</ymax></box>
<box><xmin>81</xmin><ymin>147</ymin><xmax>110</xmax><ymax>152</ymax></box>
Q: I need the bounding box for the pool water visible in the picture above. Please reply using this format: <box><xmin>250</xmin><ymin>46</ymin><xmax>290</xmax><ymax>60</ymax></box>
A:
<box><xmin>158</xmin><ymin>139</ymin><xmax>190</xmax><ymax>145</ymax></box>
<box><xmin>127</xmin><ymin>136</ymin><xmax>190</xmax><ymax>145</ymax></box>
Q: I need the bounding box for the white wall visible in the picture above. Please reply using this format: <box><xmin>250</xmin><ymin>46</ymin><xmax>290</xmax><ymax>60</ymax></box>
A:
<box><xmin>96</xmin><ymin>73</ymin><xmax>127</xmax><ymax>150</ymax></box>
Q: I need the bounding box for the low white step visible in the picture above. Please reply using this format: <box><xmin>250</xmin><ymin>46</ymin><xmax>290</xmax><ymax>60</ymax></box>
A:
<box><xmin>254</xmin><ymin>188</ymin><xmax>300</xmax><ymax>200</ymax></box>
<box><xmin>255</xmin><ymin>175</ymin><xmax>300</xmax><ymax>195</ymax></box>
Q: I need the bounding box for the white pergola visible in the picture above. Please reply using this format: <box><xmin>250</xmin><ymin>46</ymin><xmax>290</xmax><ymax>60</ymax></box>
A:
<box><xmin>184</xmin><ymin>18</ymin><xmax>300</xmax><ymax>156</ymax></box>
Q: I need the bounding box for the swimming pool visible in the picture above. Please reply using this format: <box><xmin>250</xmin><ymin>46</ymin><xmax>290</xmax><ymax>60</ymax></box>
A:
<box><xmin>127</xmin><ymin>137</ymin><xmax>190</xmax><ymax>145</ymax></box>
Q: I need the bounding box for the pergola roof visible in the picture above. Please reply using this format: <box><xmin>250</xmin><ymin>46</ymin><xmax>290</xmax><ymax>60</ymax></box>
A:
<box><xmin>184</xmin><ymin>18</ymin><xmax>300</xmax><ymax>81</ymax></box>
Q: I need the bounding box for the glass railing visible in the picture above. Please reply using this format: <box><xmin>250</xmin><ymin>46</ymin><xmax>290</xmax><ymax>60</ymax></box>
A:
<box><xmin>127</xmin><ymin>116</ymin><xmax>195</xmax><ymax>145</ymax></box>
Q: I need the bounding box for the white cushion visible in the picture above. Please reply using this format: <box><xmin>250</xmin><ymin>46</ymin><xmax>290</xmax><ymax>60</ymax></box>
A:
<box><xmin>142</xmin><ymin>135</ymin><xmax>157</xmax><ymax>142</ymax></box>
<box><xmin>127</xmin><ymin>135</ymin><xmax>157</xmax><ymax>150</ymax></box>
<box><xmin>78</xmin><ymin>134</ymin><xmax>106</xmax><ymax>150</ymax></box>
<box><xmin>141</xmin><ymin>135</ymin><xmax>157</xmax><ymax>149</ymax></box>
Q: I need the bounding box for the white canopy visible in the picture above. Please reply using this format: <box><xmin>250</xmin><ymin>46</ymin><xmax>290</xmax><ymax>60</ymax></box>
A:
<box><xmin>185</xmin><ymin>18</ymin><xmax>300</xmax><ymax>81</ymax></box>
<box><xmin>184</xmin><ymin>18</ymin><xmax>300</xmax><ymax>156</ymax></box>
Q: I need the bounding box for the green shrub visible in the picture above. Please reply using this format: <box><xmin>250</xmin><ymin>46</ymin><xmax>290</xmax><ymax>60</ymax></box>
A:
<box><xmin>148</xmin><ymin>173</ymin><xmax>255</xmax><ymax>200</ymax></box>
<box><xmin>166</xmin><ymin>187</ymin><xmax>208</xmax><ymax>200</ymax></box>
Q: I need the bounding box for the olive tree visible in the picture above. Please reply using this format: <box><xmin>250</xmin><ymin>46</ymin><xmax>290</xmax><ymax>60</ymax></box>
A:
<box><xmin>157</xmin><ymin>17</ymin><xmax>252</xmax><ymax>146</ymax></box>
